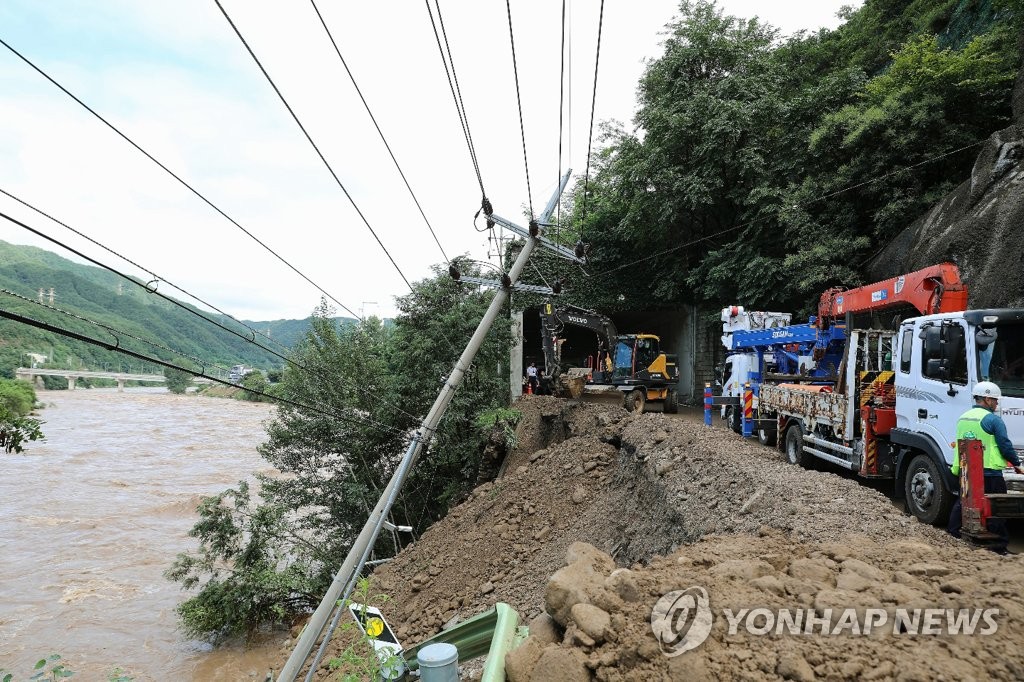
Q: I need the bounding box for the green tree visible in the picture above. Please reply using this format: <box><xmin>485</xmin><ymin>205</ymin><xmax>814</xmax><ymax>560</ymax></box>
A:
<box><xmin>168</xmin><ymin>267</ymin><xmax>512</xmax><ymax>639</ymax></box>
<box><xmin>239</xmin><ymin>369</ymin><xmax>269</xmax><ymax>401</ymax></box>
<box><xmin>163</xmin><ymin>361</ymin><xmax>194</xmax><ymax>395</ymax></box>
<box><xmin>0</xmin><ymin>377</ymin><xmax>43</xmax><ymax>454</ymax></box>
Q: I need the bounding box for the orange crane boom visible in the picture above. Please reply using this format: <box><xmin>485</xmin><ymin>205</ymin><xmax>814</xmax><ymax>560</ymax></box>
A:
<box><xmin>817</xmin><ymin>263</ymin><xmax>968</xmax><ymax>329</ymax></box>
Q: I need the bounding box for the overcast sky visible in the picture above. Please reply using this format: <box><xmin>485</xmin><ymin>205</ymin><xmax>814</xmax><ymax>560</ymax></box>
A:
<box><xmin>0</xmin><ymin>0</ymin><xmax>860</xmax><ymax>322</ymax></box>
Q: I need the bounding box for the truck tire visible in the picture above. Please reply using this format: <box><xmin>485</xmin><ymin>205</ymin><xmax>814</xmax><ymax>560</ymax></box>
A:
<box><xmin>757</xmin><ymin>418</ymin><xmax>778</xmax><ymax>447</ymax></box>
<box><xmin>784</xmin><ymin>425</ymin><xmax>808</xmax><ymax>467</ymax></box>
<box><xmin>624</xmin><ymin>389</ymin><xmax>646</xmax><ymax>414</ymax></box>
<box><xmin>663</xmin><ymin>391</ymin><xmax>679</xmax><ymax>414</ymax></box>
<box><xmin>903</xmin><ymin>453</ymin><xmax>954</xmax><ymax>525</ymax></box>
<box><xmin>727</xmin><ymin>406</ymin><xmax>742</xmax><ymax>434</ymax></box>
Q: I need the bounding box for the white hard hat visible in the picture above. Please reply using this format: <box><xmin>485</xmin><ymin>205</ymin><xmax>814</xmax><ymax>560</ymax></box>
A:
<box><xmin>972</xmin><ymin>381</ymin><xmax>1002</xmax><ymax>399</ymax></box>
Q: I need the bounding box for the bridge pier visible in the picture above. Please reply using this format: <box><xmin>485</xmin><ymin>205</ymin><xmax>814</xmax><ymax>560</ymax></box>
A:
<box><xmin>116</xmin><ymin>378</ymin><xmax>126</xmax><ymax>392</ymax></box>
<box><xmin>67</xmin><ymin>376</ymin><xmax>77</xmax><ymax>391</ymax></box>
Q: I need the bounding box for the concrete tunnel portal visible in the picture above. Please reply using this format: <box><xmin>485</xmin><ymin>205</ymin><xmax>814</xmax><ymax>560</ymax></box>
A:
<box><xmin>513</xmin><ymin>304</ymin><xmax>716</xmax><ymax>404</ymax></box>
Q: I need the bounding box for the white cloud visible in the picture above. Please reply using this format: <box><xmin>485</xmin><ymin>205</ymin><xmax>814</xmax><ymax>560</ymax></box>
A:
<box><xmin>0</xmin><ymin>0</ymin><xmax>859</xmax><ymax>322</ymax></box>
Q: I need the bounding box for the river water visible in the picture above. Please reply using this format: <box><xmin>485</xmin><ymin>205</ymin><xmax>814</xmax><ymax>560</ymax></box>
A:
<box><xmin>0</xmin><ymin>388</ymin><xmax>287</xmax><ymax>680</ymax></box>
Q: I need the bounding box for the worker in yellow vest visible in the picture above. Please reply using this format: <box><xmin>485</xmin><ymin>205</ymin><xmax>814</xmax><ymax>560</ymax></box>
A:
<box><xmin>947</xmin><ymin>382</ymin><xmax>1023</xmax><ymax>554</ymax></box>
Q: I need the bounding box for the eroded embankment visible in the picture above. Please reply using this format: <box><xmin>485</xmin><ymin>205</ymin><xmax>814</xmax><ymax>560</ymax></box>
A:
<box><xmin>289</xmin><ymin>396</ymin><xmax>1024</xmax><ymax>680</ymax></box>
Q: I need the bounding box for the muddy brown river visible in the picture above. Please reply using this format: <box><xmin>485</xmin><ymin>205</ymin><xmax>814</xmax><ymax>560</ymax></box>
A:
<box><xmin>0</xmin><ymin>388</ymin><xmax>286</xmax><ymax>680</ymax></box>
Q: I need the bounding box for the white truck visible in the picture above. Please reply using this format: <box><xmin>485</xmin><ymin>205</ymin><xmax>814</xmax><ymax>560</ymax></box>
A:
<box><xmin>755</xmin><ymin>265</ymin><xmax>1024</xmax><ymax>524</ymax></box>
<box><xmin>719</xmin><ymin>306</ymin><xmax>792</xmax><ymax>434</ymax></box>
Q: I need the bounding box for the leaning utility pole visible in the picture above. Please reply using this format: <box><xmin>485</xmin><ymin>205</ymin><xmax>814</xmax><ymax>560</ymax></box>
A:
<box><xmin>278</xmin><ymin>172</ymin><xmax>581</xmax><ymax>681</ymax></box>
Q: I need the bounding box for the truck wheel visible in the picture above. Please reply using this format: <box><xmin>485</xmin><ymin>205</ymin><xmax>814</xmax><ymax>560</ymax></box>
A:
<box><xmin>727</xmin><ymin>406</ymin><xmax>742</xmax><ymax>434</ymax></box>
<box><xmin>623</xmin><ymin>389</ymin><xmax>646</xmax><ymax>413</ymax></box>
<box><xmin>784</xmin><ymin>425</ymin><xmax>808</xmax><ymax>467</ymax></box>
<box><xmin>903</xmin><ymin>454</ymin><xmax>954</xmax><ymax>525</ymax></box>
<box><xmin>664</xmin><ymin>391</ymin><xmax>679</xmax><ymax>414</ymax></box>
<box><xmin>757</xmin><ymin>419</ymin><xmax>777</xmax><ymax>447</ymax></box>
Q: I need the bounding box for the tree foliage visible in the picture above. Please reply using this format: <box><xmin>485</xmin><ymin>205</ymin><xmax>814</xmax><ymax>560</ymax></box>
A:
<box><xmin>167</xmin><ymin>266</ymin><xmax>512</xmax><ymax>639</ymax></box>
<box><xmin>163</xmin><ymin>361</ymin><xmax>194</xmax><ymax>395</ymax></box>
<box><xmin>551</xmin><ymin>0</ymin><xmax>1021</xmax><ymax>316</ymax></box>
<box><xmin>0</xmin><ymin>378</ymin><xmax>43</xmax><ymax>453</ymax></box>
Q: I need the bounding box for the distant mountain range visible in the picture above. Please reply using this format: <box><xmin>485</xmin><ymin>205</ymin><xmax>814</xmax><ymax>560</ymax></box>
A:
<box><xmin>0</xmin><ymin>240</ymin><xmax>356</xmax><ymax>378</ymax></box>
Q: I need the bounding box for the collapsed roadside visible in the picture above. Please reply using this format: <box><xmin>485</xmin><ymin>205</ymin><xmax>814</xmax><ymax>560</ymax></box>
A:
<box><xmin>285</xmin><ymin>396</ymin><xmax>1024</xmax><ymax>680</ymax></box>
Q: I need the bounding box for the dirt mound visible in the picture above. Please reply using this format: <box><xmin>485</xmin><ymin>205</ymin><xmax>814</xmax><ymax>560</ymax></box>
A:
<box><xmin>287</xmin><ymin>396</ymin><xmax>1020</xmax><ymax>678</ymax></box>
<box><xmin>510</xmin><ymin>534</ymin><xmax>1024</xmax><ymax>681</ymax></box>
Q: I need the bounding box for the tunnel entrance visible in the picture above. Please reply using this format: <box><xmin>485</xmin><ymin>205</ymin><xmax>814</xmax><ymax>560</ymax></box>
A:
<box><xmin>516</xmin><ymin>304</ymin><xmax>715</xmax><ymax>403</ymax></box>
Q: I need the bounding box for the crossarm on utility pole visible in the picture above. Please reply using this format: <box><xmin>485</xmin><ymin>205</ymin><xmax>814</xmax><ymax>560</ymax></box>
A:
<box><xmin>277</xmin><ymin>170</ymin><xmax>573</xmax><ymax>681</ymax></box>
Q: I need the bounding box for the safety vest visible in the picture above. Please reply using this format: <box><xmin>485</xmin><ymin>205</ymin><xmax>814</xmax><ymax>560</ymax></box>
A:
<box><xmin>951</xmin><ymin>406</ymin><xmax>1005</xmax><ymax>475</ymax></box>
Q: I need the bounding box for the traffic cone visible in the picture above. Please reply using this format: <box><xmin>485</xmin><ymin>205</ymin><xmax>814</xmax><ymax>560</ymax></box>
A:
<box><xmin>526</xmin><ymin>381</ymin><xmax>533</xmax><ymax>395</ymax></box>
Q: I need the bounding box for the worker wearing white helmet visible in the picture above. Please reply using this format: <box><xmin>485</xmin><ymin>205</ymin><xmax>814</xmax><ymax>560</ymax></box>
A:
<box><xmin>947</xmin><ymin>381</ymin><xmax>1023</xmax><ymax>554</ymax></box>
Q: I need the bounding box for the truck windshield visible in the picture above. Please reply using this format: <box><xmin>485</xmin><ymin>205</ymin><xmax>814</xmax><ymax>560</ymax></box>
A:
<box><xmin>977</xmin><ymin>322</ymin><xmax>1024</xmax><ymax>398</ymax></box>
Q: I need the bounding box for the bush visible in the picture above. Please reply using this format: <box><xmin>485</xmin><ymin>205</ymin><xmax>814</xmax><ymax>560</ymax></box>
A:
<box><xmin>164</xmin><ymin>359</ymin><xmax>195</xmax><ymax>395</ymax></box>
<box><xmin>0</xmin><ymin>378</ymin><xmax>37</xmax><ymax>417</ymax></box>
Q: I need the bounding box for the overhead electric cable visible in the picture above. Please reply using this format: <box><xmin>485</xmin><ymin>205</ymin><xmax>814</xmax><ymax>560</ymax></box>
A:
<box><xmin>215</xmin><ymin>2</ymin><xmax>470</xmax><ymax>361</ymax></box>
<box><xmin>0</xmin><ymin>186</ymin><xmax>293</xmax><ymax>358</ymax></box>
<box><xmin>587</xmin><ymin>139</ymin><xmax>988</xmax><ymax>280</ymax></box>
<box><xmin>424</xmin><ymin>0</ymin><xmax>487</xmax><ymax>203</ymax></box>
<box><xmin>0</xmin><ymin>304</ymin><xmax>406</xmax><ymax>436</ymax></box>
<box><xmin>308</xmin><ymin>0</ymin><xmax>450</xmax><ymax>265</ymax></box>
<box><xmin>505</xmin><ymin>0</ymin><xmax>534</xmax><ymax>218</ymax></box>
<box><xmin>556</xmin><ymin>0</ymin><xmax>568</xmax><ymax>240</ymax></box>
<box><xmin>0</xmin><ymin>207</ymin><xmax>423</xmax><ymax>423</ymax></box>
<box><xmin>579</xmin><ymin>0</ymin><xmax>606</xmax><ymax>239</ymax></box>
<box><xmin>0</xmin><ymin>208</ymin><xmax>300</xmax><ymax>367</ymax></box>
<box><xmin>213</xmin><ymin>0</ymin><xmax>411</xmax><ymax>291</ymax></box>
<box><xmin>0</xmin><ymin>36</ymin><xmax>362</xmax><ymax>322</ymax></box>
<box><xmin>1</xmin><ymin>287</ymin><xmax>237</xmax><ymax>378</ymax></box>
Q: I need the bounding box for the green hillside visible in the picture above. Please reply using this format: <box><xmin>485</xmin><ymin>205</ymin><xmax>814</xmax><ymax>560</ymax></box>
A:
<box><xmin>0</xmin><ymin>240</ymin><xmax>355</xmax><ymax>380</ymax></box>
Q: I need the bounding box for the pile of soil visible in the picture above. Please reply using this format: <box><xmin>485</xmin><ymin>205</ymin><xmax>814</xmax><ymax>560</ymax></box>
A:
<box><xmin>288</xmin><ymin>396</ymin><xmax>1024</xmax><ymax>679</ymax></box>
<box><xmin>508</xmin><ymin>534</ymin><xmax>1024</xmax><ymax>681</ymax></box>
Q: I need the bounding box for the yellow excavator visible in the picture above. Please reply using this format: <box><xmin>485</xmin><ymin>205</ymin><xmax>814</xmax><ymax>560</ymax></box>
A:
<box><xmin>539</xmin><ymin>303</ymin><xmax>679</xmax><ymax>413</ymax></box>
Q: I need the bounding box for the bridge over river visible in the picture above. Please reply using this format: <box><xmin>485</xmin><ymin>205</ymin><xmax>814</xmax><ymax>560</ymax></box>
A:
<box><xmin>15</xmin><ymin>367</ymin><xmax>215</xmax><ymax>391</ymax></box>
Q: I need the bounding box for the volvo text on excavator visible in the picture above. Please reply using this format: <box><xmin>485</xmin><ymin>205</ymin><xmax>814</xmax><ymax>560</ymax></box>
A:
<box><xmin>539</xmin><ymin>303</ymin><xmax>679</xmax><ymax>413</ymax></box>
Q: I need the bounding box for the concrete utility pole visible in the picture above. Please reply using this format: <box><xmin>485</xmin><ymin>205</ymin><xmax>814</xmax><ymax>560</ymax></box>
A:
<box><xmin>278</xmin><ymin>172</ymin><xmax>579</xmax><ymax>681</ymax></box>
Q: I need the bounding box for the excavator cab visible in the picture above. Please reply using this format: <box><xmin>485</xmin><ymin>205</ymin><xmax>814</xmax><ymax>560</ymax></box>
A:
<box><xmin>611</xmin><ymin>334</ymin><xmax>671</xmax><ymax>382</ymax></box>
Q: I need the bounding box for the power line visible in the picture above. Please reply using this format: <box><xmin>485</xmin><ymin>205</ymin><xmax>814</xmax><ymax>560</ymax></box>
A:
<box><xmin>308</xmin><ymin>0</ymin><xmax>450</xmax><ymax>265</ymax></box>
<box><xmin>216</xmin><ymin>2</ymin><xmax>468</xmax><ymax>364</ymax></box>
<box><xmin>0</xmin><ymin>206</ymin><xmax>424</xmax><ymax>424</ymax></box>
<box><xmin>424</xmin><ymin>0</ymin><xmax>487</xmax><ymax>206</ymax></box>
<box><xmin>579</xmin><ymin>0</ymin><xmax>606</xmax><ymax>240</ymax></box>
<box><xmin>0</xmin><ymin>186</ymin><xmax>293</xmax><ymax>359</ymax></box>
<box><xmin>556</xmin><ymin>0</ymin><xmax>568</xmax><ymax>240</ymax></box>
<box><xmin>0</xmin><ymin>36</ymin><xmax>363</xmax><ymax>322</ymax></box>
<box><xmin>1</xmin><ymin>287</ymin><xmax>236</xmax><ymax>378</ymax></box>
<box><xmin>0</xmin><ymin>208</ymin><xmax>300</xmax><ymax>369</ymax></box>
<box><xmin>587</xmin><ymin>139</ymin><xmax>988</xmax><ymax>281</ymax></box>
<box><xmin>505</xmin><ymin>0</ymin><xmax>534</xmax><ymax>219</ymax></box>
<box><xmin>0</xmin><ymin>295</ymin><xmax>398</xmax><ymax>529</ymax></box>
<box><xmin>0</xmin><ymin>304</ymin><xmax>405</xmax><ymax>436</ymax></box>
<box><xmin>213</xmin><ymin>0</ymin><xmax>412</xmax><ymax>291</ymax></box>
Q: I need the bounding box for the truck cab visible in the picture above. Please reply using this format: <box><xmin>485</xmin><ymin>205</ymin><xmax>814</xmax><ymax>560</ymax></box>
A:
<box><xmin>894</xmin><ymin>310</ymin><xmax>1024</xmax><ymax>521</ymax></box>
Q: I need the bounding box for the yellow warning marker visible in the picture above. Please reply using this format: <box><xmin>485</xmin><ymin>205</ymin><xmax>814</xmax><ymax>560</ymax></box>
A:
<box><xmin>366</xmin><ymin>617</ymin><xmax>385</xmax><ymax>638</ymax></box>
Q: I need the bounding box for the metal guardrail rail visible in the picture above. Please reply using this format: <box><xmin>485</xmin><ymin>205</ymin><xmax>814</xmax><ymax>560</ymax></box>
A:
<box><xmin>402</xmin><ymin>603</ymin><xmax>527</xmax><ymax>681</ymax></box>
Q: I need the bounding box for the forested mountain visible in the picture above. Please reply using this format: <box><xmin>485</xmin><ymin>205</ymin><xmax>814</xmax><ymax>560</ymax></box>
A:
<box><xmin>532</xmin><ymin>0</ymin><xmax>1023</xmax><ymax>318</ymax></box>
<box><xmin>0</xmin><ymin>240</ymin><xmax>355</xmax><ymax>378</ymax></box>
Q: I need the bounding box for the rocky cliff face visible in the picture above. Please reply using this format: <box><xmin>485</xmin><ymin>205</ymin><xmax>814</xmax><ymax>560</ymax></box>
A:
<box><xmin>867</xmin><ymin>62</ymin><xmax>1024</xmax><ymax>308</ymax></box>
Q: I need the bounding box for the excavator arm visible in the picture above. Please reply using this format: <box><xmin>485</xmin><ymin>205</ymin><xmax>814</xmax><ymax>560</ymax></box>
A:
<box><xmin>817</xmin><ymin>263</ymin><xmax>968</xmax><ymax>330</ymax></box>
<box><xmin>539</xmin><ymin>303</ymin><xmax>618</xmax><ymax>378</ymax></box>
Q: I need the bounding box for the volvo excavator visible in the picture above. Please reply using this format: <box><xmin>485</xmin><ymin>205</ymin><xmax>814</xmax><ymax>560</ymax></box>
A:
<box><xmin>539</xmin><ymin>303</ymin><xmax>679</xmax><ymax>413</ymax></box>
